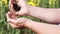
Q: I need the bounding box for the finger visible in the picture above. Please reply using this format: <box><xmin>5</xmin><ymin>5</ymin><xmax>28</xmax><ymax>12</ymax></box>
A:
<box><xmin>9</xmin><ymin>0</ymin><xmax>15</xmax><ymax>11</ymax></box>
<box><xmin>10</xmin><ymin>4</ymin><xmax>15</xmax><ymax>11</ymax></box>
<box><xmin>9</xmin><ymin>0</ymin><xmax>14</xmax><ymax>10</ymax></box>
<box><xmin>9</xmin><ymin>4</ymin><xmax>14</xmax><ymax>11</ymax></box>
<box><xmin>10</xmin><ymin>11</ymin><xmax>17</xmax><ymax>19</ymax></box>
<box><xmin>6</xmin><ymin>12</ymin><xmax>11</xmax><ymax>19</ymax></box>
<box><xmin>6</xmin><ymin>12</ymin><xmax>17</xmax><ymax>19</ymax></box>
<box><xmin>8</xmin><ymin>18</ymin><xmax>27</xmax><ymax>25</ymax></box>
<box><xmin>9</xmin><ymin>0</ymin><xmax>16</xmax><ymax>4</ymax></box>
<box><xmin>8</xmin><ymin>23</ymin><xmax>19</xmax><ymax>29</ymax></box>
<box><xmin>8</xmin><ymin>18</ymin><xmax>17</xmax><ymax>24</ymax></box>
<box><xmin>6</xmin><ymin>12</ymin><xmax>12</xmax><ymax>22</ymax></box>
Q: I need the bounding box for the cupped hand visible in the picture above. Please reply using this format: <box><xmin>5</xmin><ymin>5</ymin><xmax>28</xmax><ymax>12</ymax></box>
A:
<box><xmin>6</xmin><ymin>12</ymin><xmax>31</xmax><ymax>29</ymax></box>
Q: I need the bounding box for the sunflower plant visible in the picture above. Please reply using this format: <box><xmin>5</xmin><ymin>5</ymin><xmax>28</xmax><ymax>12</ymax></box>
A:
<box><xmin>2</xmin><ymin>0</ymin><xmax>8</xmax><ymax>5</ymax></box>
<box><xmin>26</xmin><ymin>0</ymin><xmax>40</xmax><ymax>6</ymax></box>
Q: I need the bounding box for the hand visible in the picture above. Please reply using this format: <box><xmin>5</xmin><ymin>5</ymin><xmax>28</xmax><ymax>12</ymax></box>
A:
<box><xmin>9</xmin><ymin>0</ymin><xmax>29</xmax><ymax>16</ymax></box>
<box><xmin>6</xmin><ymin>12</ymin><xmax>31</xmax><ymax>29</ymax></box>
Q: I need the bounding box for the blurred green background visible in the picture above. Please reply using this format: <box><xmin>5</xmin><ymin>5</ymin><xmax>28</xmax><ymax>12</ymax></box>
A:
<box><xmin>0</xmin><ymin>0</ymin><xmax>60</xmax><ymax>34</ymax></box>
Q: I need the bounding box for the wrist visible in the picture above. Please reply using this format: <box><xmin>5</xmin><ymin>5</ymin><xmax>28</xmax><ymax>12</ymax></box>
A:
<box><xmin>23</xmin><ymin>19</ymin><xmax>33</xmax><ymax>28</ymax></box>
<box><xmin>27</xmin><ymin>5</ymin><xmax>35</xmax><ymax>16</ymax></box>
<box><xmin>26</xmin><ymin>5</ymin><xmax>32</xmax><ymax>16</ymax></box>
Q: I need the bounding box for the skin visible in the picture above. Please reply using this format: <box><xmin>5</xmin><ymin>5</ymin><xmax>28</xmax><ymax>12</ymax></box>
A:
<box><xmin>6</xmin><ymin>12</ymin><xmax>60</xmax><ymax>34</ymax></box>
<box><xmin>28</xmin><ymin>6</ymin><xmax>60</xmax><ymax>23</ymax></box>
<box><xmin>6</xmin><ymin>0</ymin><xmax>60</xmax><ymax>34</ymax></box>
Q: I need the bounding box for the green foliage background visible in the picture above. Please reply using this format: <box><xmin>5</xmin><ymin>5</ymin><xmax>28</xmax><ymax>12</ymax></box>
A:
<box><xmin>0</xmin><ymin>0</ymin><xmax>60</xmax><ymax>34</ymax></box>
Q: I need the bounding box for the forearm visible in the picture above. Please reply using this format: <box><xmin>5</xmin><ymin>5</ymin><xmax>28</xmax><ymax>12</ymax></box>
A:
<box><xmin>28</xmin><ymin>5</ymin><xmax>60</xmax><ymax>23</ymax></box>
<box><xmin>24</xmin><ymin>20</ymin><xmax>60</xmax><ymax>34</ymax></box>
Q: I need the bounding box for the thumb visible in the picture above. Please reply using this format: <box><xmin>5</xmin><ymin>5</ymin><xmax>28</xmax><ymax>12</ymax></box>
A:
<box><xmin>15</xmin><ymin>12</ymin><xmax>24</xmax><ymax>16</ymax></box>
<box><xmin>15</xmin><ymin>8</ymin><xmax>27</xmax><ymax>16</ymax></box>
